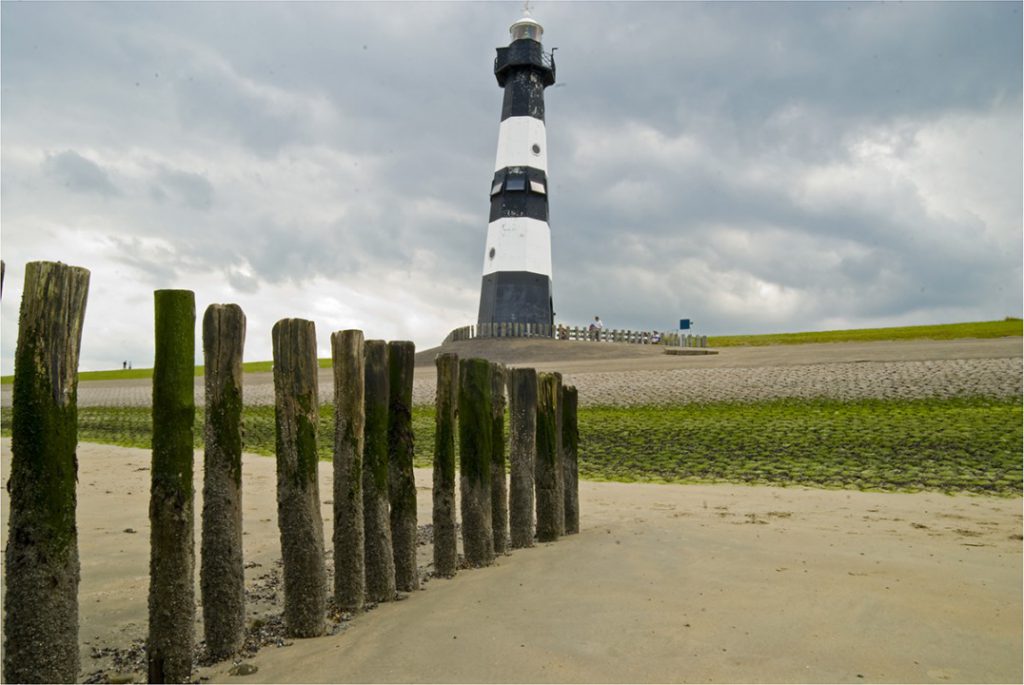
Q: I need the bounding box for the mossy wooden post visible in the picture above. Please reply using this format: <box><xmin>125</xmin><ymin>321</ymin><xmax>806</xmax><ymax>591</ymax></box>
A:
<box><xmin>332</xmin><ymin>330</ymin><xmax>365</xmax><ymax>612</ymax></box>
<box><xmin>387</xmin><ymin>340</ymin><xmax>419</xmax><ymax>592</ymax></box>
<box><xmin>490</xmin><ymin>363</ymin><xmax>510</xmax><ymax>554</ymax></box>
<box><xmin>459</xmin><ymin>358</ymin><xmax>494</xmax><ymax>567</ymax></box>
<box><xmin>148</xmin><ymin>289</ymin><xmax>196</xmax><ymax>684</ymax></box>
<box><xmin>535</xmin><ymin>372</ymin><xmax>562</xmax><ymax>543</ymax></box>
<box><xmin>3</xmin><ymin>261</ymin><xmax>89</xmax><ymax>684</ymax></box>
<box><xmin>553</xmin><ymin>373</ymin><xmax>566</xmax><ymax>536</ymax></box>
<box><xmin>200</xmin><ymin>304</ymin><xmax>246</xmax><ymax>660</ymax></box>
<box><xmin>363</xmin><ymin>340</ymin><xmax>396</xmax><ymax>602</ymax></box>
<box><xmin>432</xmin><ymin>353</ymin><xmax>459</xmax><ymax>577</ymax></box>
<box><xmin>562</xmin><ymin>384</ymin><xmax>580</xmax><ymax>535</ymax></box>
<box><xmin>272</xmin><ymin>318</ymin><xmax>326</xmax><ymax>638</ymax></box>
<box><xmin>508</xmin><ymin>367</ymin><xmax>537</xmax><ymax>549</ymax></box>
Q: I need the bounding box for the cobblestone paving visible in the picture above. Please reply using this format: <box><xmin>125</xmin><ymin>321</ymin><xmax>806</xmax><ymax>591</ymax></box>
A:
<box><xmin>559</xmin><ymin>357</ymin><xmax>1022</xmax><ymax>407</ymax></box>
<box><xmin>6</xmin><ymin>356</ymin><xmax>1018</xmax><ymax>409</ymax></box>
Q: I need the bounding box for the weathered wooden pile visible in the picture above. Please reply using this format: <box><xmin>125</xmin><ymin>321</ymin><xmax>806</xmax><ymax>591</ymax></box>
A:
<box><xmin>3</xmin><ymin>261</ymin><xmax>581</xmax><ymax>684</ymax></box>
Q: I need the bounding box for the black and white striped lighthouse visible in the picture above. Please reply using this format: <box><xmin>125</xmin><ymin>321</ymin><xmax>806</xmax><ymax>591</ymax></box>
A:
<box><xmin>476</xmin><ymin>10</ymin><xmax>556</xmax><ymax>329</ymax></box>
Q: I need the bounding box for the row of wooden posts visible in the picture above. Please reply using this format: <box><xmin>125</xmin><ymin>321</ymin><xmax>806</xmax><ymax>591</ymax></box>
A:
<box><xmin>445</xmin><ymin>323</ymin><xmax>709</xmax><ymax>348</ymax></box>
<box><xmin>3</xmin><ymin>261</ymin><xmax>581</xmax><ymax>684</ymax></box>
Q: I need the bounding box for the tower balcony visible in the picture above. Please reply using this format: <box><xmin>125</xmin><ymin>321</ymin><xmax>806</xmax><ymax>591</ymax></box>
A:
<box><xmin>495</xmin><ymin>39</ymin><xmax>556</xmax><ymax>87</ymax></box>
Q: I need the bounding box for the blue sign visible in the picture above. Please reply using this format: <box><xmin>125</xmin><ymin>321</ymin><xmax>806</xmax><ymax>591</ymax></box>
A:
<box><xmin>679</xmin><ymin>319</ymin><xmax>691</xmax><ymax>330</ymax></box>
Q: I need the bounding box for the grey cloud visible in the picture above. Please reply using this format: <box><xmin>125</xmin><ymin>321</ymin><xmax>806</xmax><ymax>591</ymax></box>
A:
<box><xmin>226</xmin><ymin>266</ymin><xmax>259</xmax><ymax>294</ymax></box>
<box><xmin>172</xmin><ymin>70</ymin><xmax>311</xmax><ymax>158</ymax></box>
<box><xmin>107</xmin><ymin>237</ymin><xmax>180</xmax><ymax>285</ymax></box>
<box><xmin>42</xmin><ymin>150</ymin><xmax>119</xmax><ymax>196</ymax></box>
<box><xmin>152</xmin><ymin>166</ymin><xmax>214</xmax><ymax>211</ymax></box>
<box><xmin>554</xmin><ymin>3</ymin><xmax>1021</xmax><ymax>132</ymax></box>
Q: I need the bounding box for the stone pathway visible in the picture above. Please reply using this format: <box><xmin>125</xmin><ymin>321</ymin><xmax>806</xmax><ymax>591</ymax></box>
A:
<box><xmin>5</xmin><ymin>355</ymin><xmax>1018</xmax><ymax>409</ymax></box>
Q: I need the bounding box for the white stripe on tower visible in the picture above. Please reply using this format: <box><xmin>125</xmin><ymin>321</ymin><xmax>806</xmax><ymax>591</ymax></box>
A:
<box><xmin>482</xmin><ymin>217</ymin><xmax>552</xmax><ymax>276</ymax></box>
<box><xmin>493</xmin><ymin>117</ymin><xmax>548</xmax><ymax>172</ymax></box>
<box><xmin>477</xmin><ymin>10</ymin><xmax>556</xmax><ymax>329</ymax></box>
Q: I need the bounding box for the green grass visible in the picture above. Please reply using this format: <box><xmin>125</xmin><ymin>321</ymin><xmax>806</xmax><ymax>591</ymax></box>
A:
<box><xmin>576</xmin><ymin>398</ymin><xmax>1021</xmax><ymax>494</ymax></box>
<box><xmin>4</xmin><ymin>397</ymin><xmax>1019</xmax><ymax>496</ymax></box>
<box><xmin>1</xmin><ymin>359</ymin><xmax>331</xmax><ymax>384</ymax></box>
<box><xmin>709</xmin><ymin>319</ymin><xmax>1022</xmax><ymax>347</ymax></box>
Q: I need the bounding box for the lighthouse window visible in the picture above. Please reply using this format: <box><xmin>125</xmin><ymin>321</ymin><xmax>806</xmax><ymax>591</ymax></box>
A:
<box><xmin>511</xmin><ymin>24</ymin><xmax>541</xmax><ymax>42</ymax></box>
<box><xmin>531</xmin><ymin>144</ymin><xmax>541</xmax><ymax>155</ymax></box>
<box><xmin>491</xmin><ymin>181</ymin><xmax>503</xmax><ymax>196</ymax></box>
<box><xmin>529</xmin><ymin>180</ymin><xmax>546</xmax><ymax>195</ymax></box>
<box><xmin>505</xmin><ymin>176</ymin><xmax>527</xmax><ymax>192</ymax></box>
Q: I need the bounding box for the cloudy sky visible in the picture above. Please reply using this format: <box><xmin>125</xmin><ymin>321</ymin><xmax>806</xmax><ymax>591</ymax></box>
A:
<box><xmin>2</xmin><ymin>1</ymin><xmax>1020</xmax><ymax>373</ymax></box>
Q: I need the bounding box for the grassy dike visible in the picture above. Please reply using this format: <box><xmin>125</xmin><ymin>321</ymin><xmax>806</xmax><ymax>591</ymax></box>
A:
<box><xmin>4</xmin><ymin>396</ymin><xmax>1019</xmax><ymax>496</ymax></box>
<box><xmin>709</xmin><ymin>318</ymin><xmax>1022</xmax><ymax>347</ymax></box>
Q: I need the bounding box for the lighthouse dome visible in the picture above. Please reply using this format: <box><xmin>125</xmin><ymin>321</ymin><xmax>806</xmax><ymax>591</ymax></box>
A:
<box><xmin>509</xmin><ymin>13</ymin><xmax>543</xmax><ymax>42</ymax></box>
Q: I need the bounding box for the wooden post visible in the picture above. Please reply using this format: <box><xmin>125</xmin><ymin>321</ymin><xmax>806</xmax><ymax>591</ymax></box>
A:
<box><xmin>432</xmin><ymin>353</ymin><xmax>459</xmax><ymax>578</ymax></box>
<box><xmin>332</xmin><ymin>330</ymin><xmax>365</xmax><ymax>612</ymax></box>
<box><xmin>272</xmin><ymin>318</ymin><xmax>326</xmax><ymax>638</ymax></box>
<box><xmin>562</xmin><ymin>385</ymin><xmax>580</xmax><ymax>535</ymax></box>
<box><xmin>387</xmin><ymin>341</ymin><xmax>419</xmax><ymax>592</ymax></box>
<box><xmin>4</xmin><ymin>261</ymin><xmax>89</xmax><ymax>684</ymax></box>
<box><xmin>363</xmin><ymin>340</ymin><xmax>396</xmax><ymax>602</ymax></box>
<box><xmin>200</xmin><ymin>304</ymin><xmax>246</xmax><ymax>661</ymax></box>
<box><xmin>554</xmin><ymin>374</ymin><xmax>566</xmax><ymax>536</ymax></box>
<box><xmin>148</xmin><ymin>289</ymin><xmax>197</xmax><ymax>683</ymax></box>
<box><xmin>459</xmin><ymin>358</ymin><xmax>494</xmax><ymax>567</ymax></box>
<box><xmin>490</xmin><ymin>363</ymin><xmax>509</xmax><ymax>554</ymax></box>
<box><xmin>508</xmin><ymin>367</ymin><xmax>537</xmax><ymax>549</ymax></box>
<box><xmin>535</xmin><ymin>372</ymin><xmax>563</xmax><ymax>542</ymax></box>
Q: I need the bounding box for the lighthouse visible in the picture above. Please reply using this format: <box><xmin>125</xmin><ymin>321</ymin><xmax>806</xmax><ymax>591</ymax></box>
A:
<box><xmin>476</xmin><ymin>10</ymin><xmax>556</xmax><ymax>331</ymax></box>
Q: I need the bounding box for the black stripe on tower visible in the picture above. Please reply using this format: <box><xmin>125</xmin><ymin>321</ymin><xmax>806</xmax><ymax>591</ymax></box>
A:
<box><xmin>501</xmin><ymin>70</ymin><xmax>546</xmax><ymax>121</ymax></box>
<box><xmin>489</xmin><ymin>167</ymin><xmax>549</xmax><ymax>222</ymax></box>
<box><xmin>477</xmin><ymin>271</ymin><xmax>553</xmax><ymax>326</ymax></box>
<box><xmin>495</xmin><ymin>38</ymin><xmax>555</xmax><ymax>118</ymax></box>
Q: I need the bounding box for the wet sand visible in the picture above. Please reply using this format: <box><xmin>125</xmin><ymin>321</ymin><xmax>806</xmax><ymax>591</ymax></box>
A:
<box><xmin>1</xmin><ymin>439</ymin><xmax>1020</xmax><ymax>684</ymax></box>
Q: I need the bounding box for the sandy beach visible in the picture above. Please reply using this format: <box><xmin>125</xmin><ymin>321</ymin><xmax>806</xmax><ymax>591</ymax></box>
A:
<box><xmin>1</xmin><ymin>337</ymin><xmax>1021</xmax><ymax>683</ymax></box>
<box><xmin>1</xmin><ymin>438</ymin><xmax>1020</xmax><ymax>684</ymax></box>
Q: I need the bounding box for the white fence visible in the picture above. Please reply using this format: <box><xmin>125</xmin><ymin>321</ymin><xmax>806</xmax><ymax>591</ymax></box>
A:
<box><xmin>444</xmin><ymin>324</ymin><xmax>708</xmax><ymax>348</ymax></box>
